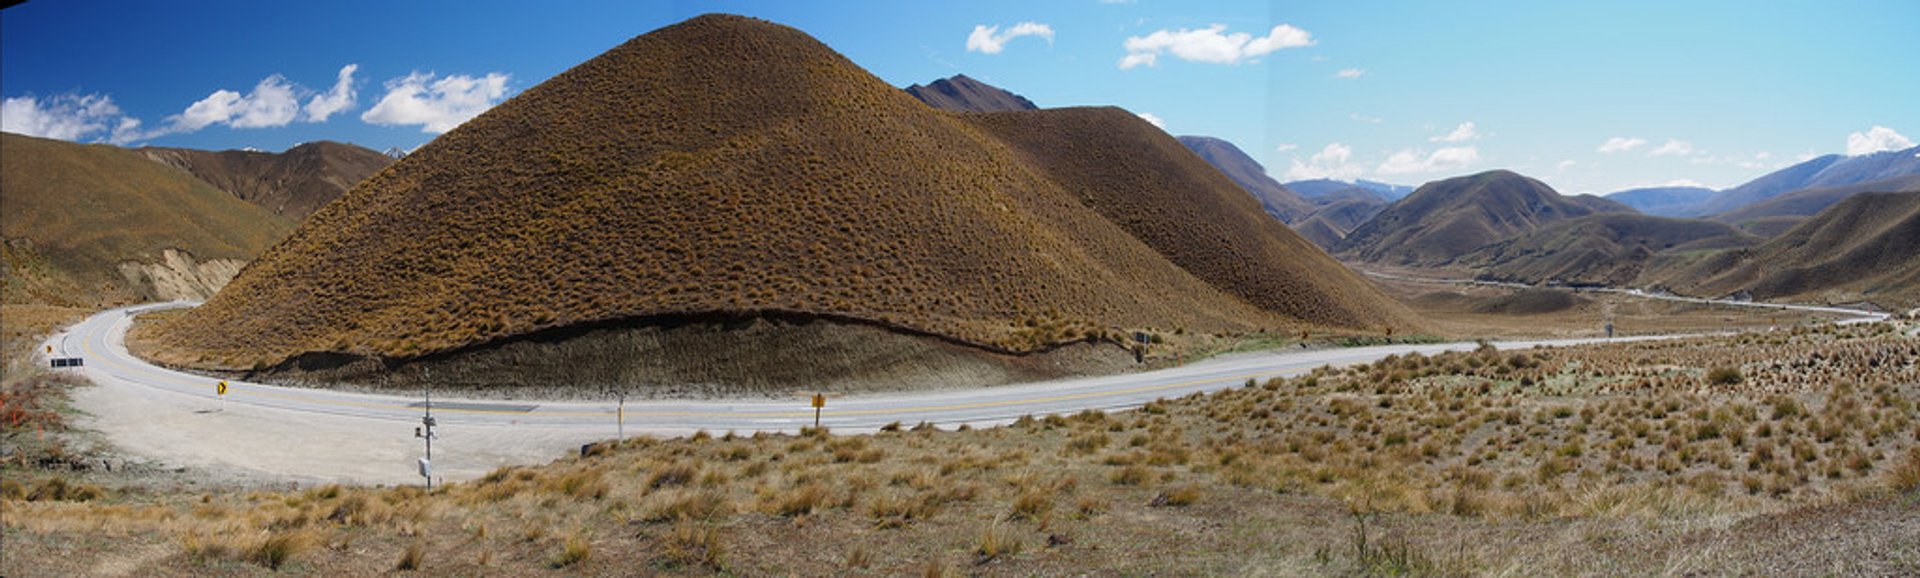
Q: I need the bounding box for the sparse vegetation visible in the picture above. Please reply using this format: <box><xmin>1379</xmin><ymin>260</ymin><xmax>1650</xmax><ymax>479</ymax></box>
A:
<box><xmin>5</xmin><ymin>323</ymin><xmax>1919</xmax><ymax>574</ymax></box>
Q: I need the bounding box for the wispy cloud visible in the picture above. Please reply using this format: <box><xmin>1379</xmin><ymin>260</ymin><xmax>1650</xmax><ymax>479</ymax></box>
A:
<box><xmin>966</xmin><ymin>22</ymin><xmax>1054</xmax><ymax>55</ymax></box>
<box><xmin>1119</xmin><ymin>23</ymin><xmax>1314</xmax><ymax>69</ymax></box>
<box><xmin>1377</xmin><ymin>146</ymin><xmax>1478</xmax><ymax>175</ymax></box>
<box><xmin>1349</xmin><ymin>112</ymin><xmax>1383</xmax><ymax>124</ymax></box>
<box><xmin>1647</xmin><ymin>139</ymin><xmax>1694</xmax><ymax>157</ymax></box>
<box><xmin>1597</xmin><ymin>136</ymin><xmax>1647</xmax><ymax>154</ymax></box>
<box><xmin>1430</xmin><ymin>122</ymin><xmax>1478</xmax><ymax>143</ymax></box>
<box><xmin>1845</xmin><ymin>125</ymin><xmax>1914</xmax><ymax>156</ymax></box>
<box><xmin>303</xmin><ymin>64</ymin><xmax>359</xmax><ymax>122</ymax></box>
<box><xmin>361</xmin><ymin>71</ymin><xmax>511</xmax><ymax>134</ymax></box>
<box><xmin>1335</xmin><ymin>68</ymin><xmax>1365</xmax><ymax>79</ymax></box>
<box><xmin>1275</xmin><ymin>143</ymin><xmax>1299</xmax><ymax>152</ymax></box>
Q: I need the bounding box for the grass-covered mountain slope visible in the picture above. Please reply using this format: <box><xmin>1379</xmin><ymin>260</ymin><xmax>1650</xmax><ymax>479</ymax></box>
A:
<box><xmin>148</xmin><ymin>14</ymin><xmax>1413</xmax><ymax>373</ymax></box>
<box><xmin>1</xmin><ymin>132</ymin><xmax>294</xmax><ymax>307</ymax></box>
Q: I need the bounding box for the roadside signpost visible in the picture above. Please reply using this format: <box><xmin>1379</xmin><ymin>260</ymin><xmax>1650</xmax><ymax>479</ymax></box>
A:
<box><xmin>415</xmin><ymin>371</ymin><xmax>437</xmax><ymax>489</ymax></box>
<box><xmin>812</xmin><ymin>393</ymin><xmax>826</xmax><ymax>429</ymax></box>
<box><xmin>216</xmin><ymin>380</ymin><xmax>229</xmax><ymax>411</ymax></box>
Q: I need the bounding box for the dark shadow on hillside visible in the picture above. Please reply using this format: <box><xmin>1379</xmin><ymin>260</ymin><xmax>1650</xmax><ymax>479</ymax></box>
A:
<box><xmin>240</xmin><ymin>313</ymin><xmax>1139</xmax><ymax>400</ymax></box>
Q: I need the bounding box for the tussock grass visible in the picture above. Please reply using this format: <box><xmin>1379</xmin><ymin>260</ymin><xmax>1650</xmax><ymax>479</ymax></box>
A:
<box><xmin>548</xmin><ymin>533</ymin><xmax>591</xmax><ymax>569</ymax></box>
<box><xmin>246</xmin><ymin>529</ymin><xmax>312</xmax><ymax>570</ymax></box>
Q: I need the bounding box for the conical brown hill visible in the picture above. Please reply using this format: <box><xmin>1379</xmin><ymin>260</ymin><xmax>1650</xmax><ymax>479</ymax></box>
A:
<box><xmin>151</xmin><ymin>14</ymin><xmax>1413</xmax><ymax>370</ymax></box>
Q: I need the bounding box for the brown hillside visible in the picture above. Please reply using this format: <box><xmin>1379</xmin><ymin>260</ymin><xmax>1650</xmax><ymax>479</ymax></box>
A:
<box><xmin>1297</xmin><ymin>187</ymin><xmax>1389</xmax><ymax>246</ymax></box>
<box><xmin>141</xmin><ymin>141</ymin><xmax>393</xmax><ymax>220</ymax></box>
<box><xmin>149</xmin><ymin>14</ymin><xmax>1413</xmax><ymax>371</ymax></box>
<box><xmin>964</xmin><ymin>108</ymin><xmax>1412</xmax><ymax>331</ymax></box>
<box><xmin>903</xmin><ymin>74</ymin><xmax>1038</xmax><ymax>112</ymax></box>
<box><xmin>0</xmin><ymin>132</ymin><xmax>294</xmax><ymax>307</ymax></box>
<box><xmin>1461</xmin><ymin>213</ymin><xmax>1757</xmax><ymax>287</ymax></box>
<box><xmin>1683</xmin><ymin>192</ymin><xmax>1920</xmax><ymax>308</ymax></box>
<box><xmin>1174</xmin><ymin>136</ymin><xmax>1315</xmax><ymax>223</ymax></box>
<box><xmin>1292</xmin><ymin>215</ymin><xmax>1347</xmax><ymax>249</ymax></box>
<box><xmin>1337</xmin><ymin>170</ymin><xmax>1633</xmax><ymax>266</ymax></box>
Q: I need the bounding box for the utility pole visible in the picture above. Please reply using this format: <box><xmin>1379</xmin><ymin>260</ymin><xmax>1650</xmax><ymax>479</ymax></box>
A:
<box><xmin>416</xmin><ymin>368</ymin><xmax>436</xmax><ymax>489</ymax></box>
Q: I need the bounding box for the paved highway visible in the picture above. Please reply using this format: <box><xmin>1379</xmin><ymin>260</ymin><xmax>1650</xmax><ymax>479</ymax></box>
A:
<box><xmin>44</xmin><ymin>300</ymin><xmax>1883</xmax><ymax>486</ymax></box>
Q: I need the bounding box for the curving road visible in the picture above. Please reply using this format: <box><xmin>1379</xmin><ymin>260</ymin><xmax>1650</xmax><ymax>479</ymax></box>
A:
<box><xmin>44</xmin><ymin>300</ymin><xmax>1883</xmax><ymax>486</ymax></box>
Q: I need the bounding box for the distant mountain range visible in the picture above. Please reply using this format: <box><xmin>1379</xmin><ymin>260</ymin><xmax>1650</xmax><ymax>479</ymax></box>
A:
<box><xmin>1286</xmin><ymin>178</ymin><xmax>1415</xmax><ymax>201</ymax></box>
<box><xmin>1606</xmin><ymin>145</ymin><xmax>1920</xmax><ymax>221</ymax></box>
<box><xmin>901</xmin><ymin>69</ymin><xmax>1920</xmax><ymax>309</ymax></box>
<box><xmin>1333</xmin><ymin>164</ymin><xmax>1920</xmax><ymax>308</ymax></box>
<box><xmin>141</xmin><ymin>141</ymin><xmax>393</xmax><ymax>220</ymax></box>
<box><xmin>1696</xmin><ymin>146</ymin><xmax>1920</xmax><ymax>216</ymax></box>
<box><xmin>1174</xmin><ymin>136</ymin><xmax>1314</xmax><ymax>222</ymax></box>
<box><xmin>1335</xmin><ymin>170</ymin><xmax>1633</xmax><ymax>266</ymax></box>
<box><xmin>903</xmin><ymin>74</ymin><xmax>1037</xmax><ymax>113</ymax></box>
<box><xmin>1604</xmin><ymin>186</ymin><xmax>1717</xmax><ymax>218</ymax></box>
<box><xmin>1710</xmin><ymin>174</ymin><xmax>1920</xmax><ymax>235</ymax></box>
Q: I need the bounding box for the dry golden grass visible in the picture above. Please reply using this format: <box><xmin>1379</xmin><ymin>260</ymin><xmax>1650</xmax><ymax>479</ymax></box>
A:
<box><xmin>149</xmin><ymin>14</ymin><xmax>1412</xmax><ymax>372</ymax></box>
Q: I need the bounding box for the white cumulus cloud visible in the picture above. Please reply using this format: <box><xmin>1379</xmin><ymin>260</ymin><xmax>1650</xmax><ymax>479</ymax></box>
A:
<box><xmin>1285</xmin><ymin>143</ymin><xmax>1366</xmax><ymax>181</ymax></box>
<box><xmin>1597</xmin><ymin>137</ymin><xmax>1646</xmax><ymax>153</ymax></box>
<box><xmin>966</xmin><ymin>22</ymin><xmax>1054</xmax><ymax>54</ymax></box>
<box><xmin>361</xmin><ymin>71</ymin><xmax>511</xmax><ymax>134</ymax></box>
<box><xmin>1335</xmin><ymin>68</ymin><xmax>1365</xmax><ymax>79</ymax></box>
<box><xmin>1119</xmin><ymin>23</ymin><xmax>1314</xmax><ymax>69</ymax></box>
<box><xmin>1430</xmin><ymin>122</ymin><xmax>1478</xmax><ymax>143</ymax></box>
<box><xmin>2</xmin><ymin>93</ymin><xmax>125</xmax><ymax>142</ymax></box>
<box><xmin>1845</xmin><ymin>125</ymin><xmax>1914</xmax><ymax>156</ymax></box>
<box><xmin>172</xmin><ymin>75</ymin><xmax>304</xmax><ymax>132</ymax></box>
<box><xmin>1377</xmin><ymin>146</ymin><xmax>1478</xmax><ymax>175</ymax></box>
<box><xmin>303</xmin><ymin>64</ymin><xmax>358</xmax><ymax>122</ymax></box>
<box><xmin>1648</xmin><ymin>139</ymin><xmax>1694</xmax><ymax>157</ymax></box>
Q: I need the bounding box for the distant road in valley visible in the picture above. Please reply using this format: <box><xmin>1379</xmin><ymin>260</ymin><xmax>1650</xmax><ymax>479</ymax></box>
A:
<box><xmin>47</xmin><ymin>299</ymin><xmax>1887</xmax><ymax>486</ymax></box>
<box><xmin>1362</xmin><ymin>271</ymin><xmax>1892</xmax><ymax>324</ymax></box>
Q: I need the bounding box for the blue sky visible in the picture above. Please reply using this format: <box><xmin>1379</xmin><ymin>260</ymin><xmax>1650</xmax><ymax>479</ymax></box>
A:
<box><xmin>4</xmin><ymin>0</ymin><xmax>1916</xmax><ymax>194</ymax></box>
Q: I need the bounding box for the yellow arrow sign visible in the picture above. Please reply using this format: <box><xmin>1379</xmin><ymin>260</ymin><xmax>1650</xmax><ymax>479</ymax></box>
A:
<box><xmin>216</xmin><ymin>381</ymin><xmax>229</xmax><ymax>396</ymax></box>
<box><xmin>811</xmin><ymin>393</ymin><xmax>826</xmax><ymax>409</ymax></box>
